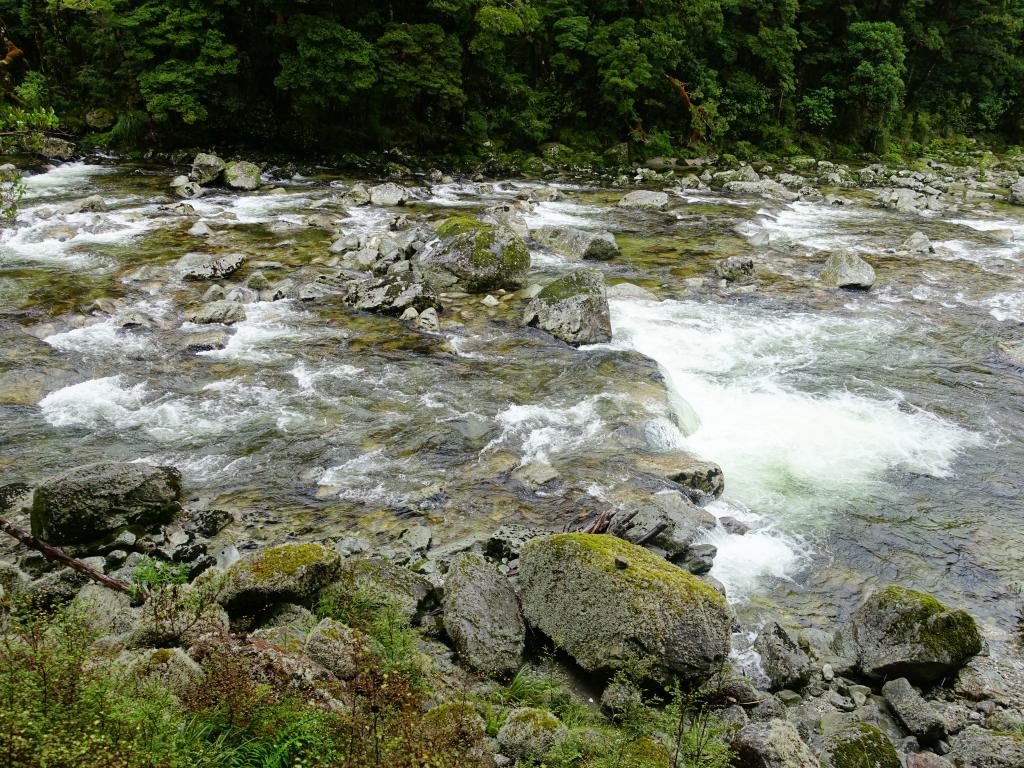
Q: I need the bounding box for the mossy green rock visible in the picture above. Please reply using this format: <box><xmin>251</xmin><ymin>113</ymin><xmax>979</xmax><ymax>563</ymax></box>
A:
<box><xmin>221</xmin><ymin>543</ymin><xmax>342</xmax><ymax>614</ymax></box>
<box><xmin>496</xmin><ymin>707</ymin><xmax>568</xmax><ymax>762</ymax></box>
<box><xmin>820</xmin><ymin>723</ymin><xmax>900</xmax><ymax>768</ymax></box>
<box><xmin>523</xmin><ymin>269</ymin><xmax>612</xmax><ymax>346</ymax></box>
<box><xmin>517</xmin><ymin>534</ymin><xmax>731</xmax><ymax>685</ymax></box>
<box><xmin>31</xmin><ymin>462</ymin><xmax>182</xmax><ymax>545</ymax></box>
<box><xmin>224</xmin><ymin>160</ymin><xmax>261</xmax><ymax>190</ymax></box>
<box><xmin>419</xmin><ymin>216</ymin><xmax>530</xmax><ymax>292</ymax></box>
<box><xmin>834</xmin><ymin>586</ymin><xmax>982</xmax><ymax>684</ymax></box>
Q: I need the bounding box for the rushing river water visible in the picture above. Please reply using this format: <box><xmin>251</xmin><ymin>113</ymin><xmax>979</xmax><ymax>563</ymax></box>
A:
<box><xmin>2</xmin><ymin>160</ymin><xmax>1023</xmax><ymax>658</ymax></box>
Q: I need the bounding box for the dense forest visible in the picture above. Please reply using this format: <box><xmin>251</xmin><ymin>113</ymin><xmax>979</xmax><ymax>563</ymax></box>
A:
<box><xmin>2</xmin><ymin>0</ymin><xmax>1024</xmax><ymax>158</ymax></box>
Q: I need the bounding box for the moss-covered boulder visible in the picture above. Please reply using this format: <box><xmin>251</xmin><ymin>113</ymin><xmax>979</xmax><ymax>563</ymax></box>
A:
<box><xmin>819</xmin><ymin>723</ymin><xmax>899</xmax><ymax>768</ymax></box>
<box><xmin>224</xmin><ymin>160</ymin><xmax>261</xmax><ymax>190</ymax></box>
<box><xmin>220</xmin><ymin>543</ymin><xmax>342</xmax><ymax>614</ymax></box>
<box><xmin>517</xmin><ymin>534</ymin><xmax>731</xmax><ymax>685</ymax></box>
<box><xmin>496</xmin><ymin>707</ymin><xmax>568</xmax><ymax>762</ymax></box>
<box><xmin>731</xmin><ymin>719</ymin><xmax>819</xmax><ymax>767</ymax></box>
<box><xmin>833</xmin><ymin>586</ymin><xmax>982</xmax><ymax>684</ymax></box>
<box><xmin>948</xmin><ymin>726</ymin><xmax>1024</xmax><ymax>768</ymax></box>
<box><xmin>442</xmin><ymin>553</ymin><xmax>524</xmax><ymax>677</ymax></box>
<box><xmin>418</xmin><ymin>216</ymin><xmax>530</xmax><ymax>292</ymax></box>
<box><xmin>319</xmin><ymin>558</ymin><xmax>436</xmax><ymax>624</ymax></box>
<box><xmin>31</xmin><ymin>462</ymin><xmax>182</xmax><ymax>545</ymax></box>
<box><xmin>305</xmin><ymin>618</ymin><xmax>362</xmax><ymax>680</ymax></box>
<box><xmin>522</xmin><ymin>269</ymin><xmax>612</xmax><ymax>346</ymax></box>
<box><xmin>190</xmin><ymin>152</ymin><xmax>225</xmax><ymax>185</ymax></box>
<box><xmin>532</xmin><ymin>225</ymin><xmax>620</xmax><ymax>261</ymax></box>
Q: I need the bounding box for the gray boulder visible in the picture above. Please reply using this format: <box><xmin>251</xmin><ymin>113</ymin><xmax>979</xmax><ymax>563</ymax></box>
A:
<box><xmin>833</xmin><ymin>586</ymin><xmax>982</xmax><ymax>684</ymax></box>
<box><xmin>190</xmin><ymin>153</ymin><xmax>226</xmax><ymax>185</ymax></box>
<box><xmin>321</xmin><ymin>559</ymin><xmax>435</xmax><ymax>624</ymax></box>
<box><xmin>178</xmin><ymin>252</ymin><xmax>246</xmax><ymax>280</ymax></box>
<box><xmin>305</xmin><ymin>618</ymin><xmax>361</xmax><ymax>680</ymax></box>
<box><xmin>37</xmin><ymin>137</ymin><xmax>75</xmax><ymax>160</ymax></box>
<box><xmin>517</xmin><ymin>533</ymin><xmax>731</xmax><ymax>685</ymax></box>
<box><xmin>532</xmin><ymin>226</ymin><xmax>620</xmax><ymax>261</ymax></box>
<box><xmin>173</xmin><ymin>180</ymin><xmax>205</xmax><ymax>199</ymax></box>
<box><xmin>755</xmin><ymin>622</ymin><xmax>815</xmax><ymax>692</ymax></box>
<box><xmin>731</xmin><ymin>719</ymin><xmax>819</xmax><ymax>767</ymax></box>
<box><xmin>724</xmin><ymin>179</ymin><xmax>798</xmax><ymax>201</ymax></box>
<box><xmin>617</xmin><ymin>190</ymin><xmax>669</xmax><ymax>210</ymax></box>
<box><xmin>903</xmin><ymin>231</ymin><xmax>934</xmax><ymax>253</ymax></box>
<box><xmin>820</xmin><ymin>251</ymin><xmax>876</xmax><ymax>289</ymax></box>
<box><xmin>224</xmin><ymin>161</ymin><xmax>261</xmax><ymax>190</ymax></box>
<box><xmin>880</xmin><ymin>678</ymin><xmax>945</xmax><ymax>744</ymax></box>
<box><xmin>496</xmin><ymin>708</ymin><xmax>567</xmax><ymax>762</ymax></box>
<box><xmin>715</xmin><ymin>256</ymin><xmax>755</xmax><ymax>281</ymax></box>
<box><xmin>1009</xmin><ymin>179</ymin><xmax>1024</xmax><ymax>206</ymax></box>
<box><xmin>31</xmin><ymin>462</ymin><xmax>182</xmax><ymax>544</ymax></box>
<box><xmin>184</xmin><ymin>301</ymin><xmax>246</xmax><ymax>325</ymax></box>
<box><xmin>220</xmin><ymin>543</ymin><xmax>342</xmax><ymax>614</ymax></box>
<box><xmin>369</xmin><ymin>182</ymin><xmax>407</xmax><ymax>207</ymax></box>
<box><xmin>442</xmin><ymin>553</ymin><xmax>524</xmax><ymax>677</ymax></box>
<box><xmin>343</xmin><ymin>275</ymin><xmax>440</xmax><ymax>316</ymax></box>
<box><xmin>818</xmin><ymin>723</ymin><xmax>899</xmax><ymax>768</ymax></box>
<box><xmin>948</xmin><ymin>726</ymin><xmax>1024</xmax><ymax>768</ymax></box>
<box><xmin>418</xmin><ymin>217</ymin><xmax>530</xmax><ymax>292</ymax></box>
<box><xmin>610</xmin><ymin>489</ymin><xmax>716</xmax><ymax>559</ymax></box>
<box><xmin>523</xmin><ymin>270</ymin><xmax>611</xmax><ymax>346</ymax></box>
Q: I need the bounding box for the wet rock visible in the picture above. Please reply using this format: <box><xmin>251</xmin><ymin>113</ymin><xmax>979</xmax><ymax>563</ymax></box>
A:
<box><xmin>37</xmin><ymin>136</ymin><xmax>75</xmax><ymax>160</ymax></box>
<box><xmin>419</xmin><ymin>217</ymin><xmax>530</xmax><ymax>292</ymax></box>
<box><xmin>881</xmin><ymin>678</ymin><xmax>945</xmax><ymax>744</ymax></box>
<box><xmin>756</xmin><ymin>623</ymin><xmax>816</xmax><ymax>692</ymax></box>
<box><xmin>629</xmin><ymin>451</ymin><xmax>726</xmax><ymax>499</ymax></box>
<box><xmin>414</xmin><ymin>306</ymin><xmax>439</xmax><ymax>332</ymax></box>
<box><xmin>617</xmin><ymin>190</ymin><xmax>669</xmax><ymax>210</ymax></box>
<box><xmin>607</xmin><ymin>282</ymin><xmax>657</xmax><ymax>300</ymax></box>
<box><xmin>59</xmin><ymin>195</ymin><xmax>107</xmax><ymax>214</ymax></box>
<box><xmin>368</xmin><ymin>182</ymin><xmax>407</xmax><ymax>206</ymax></box>
<box><xmin>174</xmin><ymin>181</ymin><xmax>205</xmax><ymax>199</ymax></box>
<box><xmin>518</xmin><ymin>533</ymin><xmax>731</xmax><ymax>685</ymax></box>
<box><xmin>610</xmin><ymin>488</ymin><xmax>716</xmax><ymax>559</ymax></box>
<box><xmin>731</xmin><ymin>719</ymin><xmax>818</xmax><ymax>767</ymax></box>
<box><xmin>833</xmin><ymin>586</ymin><xmax>982</xmax><ymax>684</ymax></box>
<box><xmin>31</xmin><ymin>462</ymin><xmax>182</xmax><ymax>545</ymax></box>
<box><xmin>343</xmin><ymin>274</ymin><xmax>440</xmax><ymax>315</ymax></box>
<box><xmin>679</xmin><ymin>543</ymin><xmax>717</xmax><ymax>575</ymax></box>
<box><xmin>184</xmin><ymin>301</ymin><xmax>246</xmax><ymax>325</ymax></box>
<box><xmin>905</xmin><ymin>754</ymin><xmax>952</xmax><ymax>768</ymax></box>
<box><xmin>903</xmin><ymin>231</ymin><xmax>935</xmax><ymax>253</ymax></box>
<box><xmin>220</xmin><ymin>543</ymin><xmax>342</xmax><ymax>614</ymax></box>
<box><xmin>1009</xmin><ymin>179</ymin><xmax>1024</xmax><ymax>206</ymax></box>
<box><xmin>305</xmin><ymin>618</ymin><xmax>361</xmax><ymax>679</ymax></box>
<box><xmin>181</xmin><ymin>328</ymin><xmax>231</xmax><ymax>352</ymax></box>
<box><xmin>724</xmin><ymin>179</ymin><xmax>798</xmax><ymax>201</ymax></box>
<box><xmin>341</xmin><ymin>183</ymin><xmax>371</xmax><ymax>206</ymax></box>
<box><xmin>441</xmin><ymin>553</ymin><xmax>524</xmax><ymax>677</ymax></box>
<box><xmin>819</xmin><ymin>723</ymin><xmax>899</xmax><ymax>768</ymax></box>
<box><xmin>485</xmin><ymin>524</ymin><xmax>550</xmax><ymax>562</ymax></box>
<box><xmin>523</xmin><ymin>269</ymin><xmax>611</xmax><ymax>346</ymax></box>
<box><xmin>187</xmin><ymin>221</ymin><xmax>211</xmax><ymax>237</ymax></box>
<box><xmin>947</xmin><ymin>726</ymin><xmax>1024</xmax><ymax>768</ymax></box>
<box><xmin>721</xmin><ymin>516</ymin><xmax>750</xmax><ymax>535</ymax></box>
<box><xmin>224</xmin><ymin>160</ymin><xmax>261</xmax><ymax>190</ymax></box>
<box><xmin>178</xmin><ymin>252</ymin><xmax>246</xmax><ymax>281</ymax></box>
<box><xmin>715</xmin><ymin>256</ymin><xmax>756</xmax><ymax>281</ymax></box>
<box><xmin>191</xmin><ymin>152</ymin><xmax>225</xmax><ymax>185</ymax></box>
<box><xmin>820</xmin><ymin>251</ymin><xmax>876</xmax><ymax>290</ymax></box>
<box><xmin>532</xmin><ymin>225</ymin><xmax>620</xmax><ymax>261</ymax></box>
<box><xmin>496</xmin><ymin>708</ymin><xmax>568</xmax><ymax>762</ymax></box>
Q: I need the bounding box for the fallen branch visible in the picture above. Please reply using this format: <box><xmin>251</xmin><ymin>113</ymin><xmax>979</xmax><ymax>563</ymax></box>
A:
<box><xmin>0</xmin><ymin>516</ymin><xmax>131</xmax><ymax>594</ymax></box>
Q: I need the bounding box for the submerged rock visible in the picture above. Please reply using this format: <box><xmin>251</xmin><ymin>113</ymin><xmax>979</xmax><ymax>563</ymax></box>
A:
<box><xmin>184</xmin><ymin>300</ymin><xmax>246</xmax><ymax>325</ymax></box>
<box><xmin>517</xmin><ymin>533</ymin><xmax>731</xmax><ymax>685</ymax></box>
<box><xmin>441</xmin><ymin>553</ymin><xmax>524</xmax><ymax>677</ymax></box>
<box><xmin>522</xmin><ymin>269</ymin><xmax>611</xmax><ymax>346</ymax></box>
<box><xmin>617</xmin><ymin>189</ymin><xmax>669</xmax><ymax>210</ymax></box>
<box><xmin>190</xmin><ymin>152</ymin><xmax>226</xmax><ymax>185</ymax></box>
<box><xmin>418</xmin><ymin>216</ymin><xmax>530</xmax><ymax>292</ymax></box>
<box><xmin>833</xmin><ymin>585</ymin><xmax>982</xmax><ymax>684</ymax></box>
<box><xmin>178</xmin><ymin>252</ymin><xmax>246</xmax><ymax>281</ymax></box>
<box><xmin>31</xmin><ymin>462</ymin><xmax>182</xmax><ymax>545</ymax></box>
<box><xmin>224</xmin><ymin>160</ymin><xmax>261</xmax><ymax>190</ymax></box>
<box><xmin>532</xmin><ymin>225</ymin><xmax>620</xmax><ymax>261</ymax></box>
<box><xmin>820</xmin><ymin>251</ymin><xmax>876</xmax><ymax>290</ymax></box>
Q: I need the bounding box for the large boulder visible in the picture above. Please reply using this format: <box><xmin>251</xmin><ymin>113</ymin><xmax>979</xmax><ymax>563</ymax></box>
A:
<box><xmin>31</xmin><ymin>462</ymin><xmax>182</xmax><ymax>544</ymax></box>
<box><xmin>532</xmin><ymin>226</ymin><xmax>620</xmax><ymax>261</ymax></box>
<box><xmin>220</xmin><ymin>543</ymin><xmax>342</xmax><ymax>614</ymax></box>
<box><xmin>305</xmin><ymin>618</ymin><xmax>361</xmax><ymax>680</ymax></box>
<box><xmin>522</xmin><ymin>270</ymin><xmax>612</xmax><ymax>347</ymax></box>
<box><xmin>224</xmin><ymin>161</ymin><xmax>261</xmax><ymax>190</ymax></box>
<box><xmin>320</xmin><ymin>559</ymin><xmax>435</xmax><ymax>624</ymax></box>
<box><xmin>517</xmin><ymin>533</ymin><xmax>731</xmax><ymax>685</ymax></box>
<box><xmin>418</xmin><ymin>217</ymin><xmax>530</xmax><ymax>292</ymax></box>
<box><xmin>617</xmin><ymin>190</ymin><xmax>669</xmax><ymax>210</ymax></box>
<box><xmin>441</xmin><ymin>553</ymin><xmax>524</xmax><ymax>677</ymax></box>
<box><xmin>818</xmin><ymin>723</ymin><xmax>899</xmax><ymax>768</ymax></box>
<box><xmin>833</xmin><ymin>586</ymin><xmax>982</xmax><ymax>684</ymax></box>
<box><xmin>947</xmin><ymin>726</ymin><xmax>1024</xmax><ymax>768</ymax></box>
<box><xmin>820</xmin><ymin>251</ymin><xmax>876</xmax><ymax>289</ymax></box>
<box><xmin>37</xmin><ymin>137</ymin><xmax>75</xmax><ymax>160</ymax></box>
<box><xmin>184</xmin><ymin>300</ymin><xmax>246</xmax><ymax>325</ymax></box>
<box><xmin>369</xmin><ymin>182</ymin><xmax>408</xmax><ymax>206</ymax></box>
<box><xmin>731</xmin><ymin>719</ymin><xmax>819</xmax><ymax>768</ymax></box>
<box><xmin>190</xmin><ymin>153</ymin><xmax>226</xmax><ymax>185</ymax></box>
<box><xmin>343</xmin><ymin>274</ymin><xmax>440</xmax><ymax>316</ymax></box>
<box><xmin>1009</xmin><ymin>179</ymin><xmax>1024</xmax><ymax>206</ymax></box>
<box><xmin>608</xmin><ymin>488</ymin><xmax>716</xmax><ymax>560</ymax></box>
<box><xmin>177</xmin><ymin>252</ymin><xmax>246</xmax><ymax>280</ymax></box>
<box><xmin>755</xmin><ymin>622</ymin><xmax>815</xmax><ymax>691</ymax></box>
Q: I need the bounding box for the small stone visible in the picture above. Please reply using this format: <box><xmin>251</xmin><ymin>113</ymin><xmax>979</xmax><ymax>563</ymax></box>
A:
<box><xmin>614</xmin><ymin>556</ymin><xmax>630</xmax><ymax>570</ymax></box>
<box><xmin>481</xmin><ymin>294</ymin><xmax>500</xmax><ymax>307</ymax></box>
<box><xmin>777</xmin><ymin>689</ymin><xmax>802</xmax><ymax>707</ymax></box>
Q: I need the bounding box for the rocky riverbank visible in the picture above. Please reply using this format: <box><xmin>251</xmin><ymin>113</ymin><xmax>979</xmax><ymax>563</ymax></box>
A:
<box><xmin>3</xmin><ymin>146</ymin><xmax>1024</xmax><ymax>765</ymax></box>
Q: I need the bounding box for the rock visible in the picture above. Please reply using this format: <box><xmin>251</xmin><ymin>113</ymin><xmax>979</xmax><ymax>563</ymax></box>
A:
<box><xmin>517</xmin><ymin>534</ymin><xmax>731</xmax><ymax>685</ymax></box>
<box><xmin>680</xmin><ymin>543</ymin><xmax>717</xmax><ymax>575</ymax></box>
<box><xmin>414</xmin><ymin>307</ymin><xmax>439</xmax><ymax>332</ymax></box>
<box><xmin>724</xmin><ymin>179</ymin><xmax>798</xmax><ymax>201</ymax></box>
<box><xmin>118</xmin><ymin>647</ymin><xmax>204</xmax><ymax>693</ymax></box>
<box><xmin>250</xmin><ymin>624</ymin><xmax>307</xmax><ymax>652</ymax></box>
<box><xmin>191</xmin><ymin>153</ymin><xmax>225</xmax><ymax>185</ymax></box>
<box><xmin>30</xmin><ymin>462</ymin><xmax>182</xmax><ymax>545</ymax></box>
<box><xmin>731</xmin><ymin>719</ymin><xmax>819</xmax><ymax>767</ymax></box>
<box><xmin>496</xmin><ymin>708</ymin><xmax>567</xmax><ymax>762</ymax></box>
<box><xmin>368</xmin><ymin>182</ymin><xmax>408</xmax><ymax>206</ymax></box>
<box><xmin>947</xmin><ymin>726</ymin><xmax>1024</xmax><ymax>768</ymax></box>
<box><xmin>224</xmin><ymin>161</ymin><xmax>261</xmax><ymax>190</ymax></box>
<box><xmin>37</xmin><ymin>136</ymin><xmax>75</xmax><ymax>160</ymax></box>
<box><xmin>174</xmin><ymin>181</ymin><xmax>205</xmax><ymax>199</ymax></box>
<box><xmin>532</xmin><ymin>226</ymin><xmax>620</xmax><ymax>261</ymax></box>
<box><xmin>756</xmin><ymin>623</ymin><xmax>816</xmax><ymax>692</ymax></box>
<box><xmin>305</xmin><ymin>618</ymin><xmax>361</xmax><ymax>679</ymax></box>
<box><xmin>721</xmin><ymin>516</ymin><xmax>750</xmax><ymax>535</ymax></box>
<box><xmin>441</xmin><ymin>553</ymin><xmax>524</xmax><ymax>677</ymax></box>
<box><xmin>607</xmin><ymin>282</ymin><xmax>658</xmax><ymax>301</ymax></box>
<box><xmin>246</xmin><ymin>271</ymin><xmax>271</xmax><ymax>291</ymax></box>
<box><xmin>177</xmin><ymin>252</ymin><xmax>246</xmax><ymax>281</ymax></box>
<box><xmin>600</xmin><ymin>679</ymin><xmax>643</xmax><ymax>715</ymax></box>
<box><xmin>260</xmin><ymin>602</ymin><xmax>315</xmax><ymax>632</ymax></box>
<box><xmin>904</xmin><ymin>232</ymin><xmax>935</xmax><ymax>253</ymax></box>
<box><xmin>220</xmin><ymin>543</ymin><xmax>342</xmax><ymax>614</ymax></box>
<box><xmin>833</xmin><ymin>586</ymin><xmax>982</xmax><ymax>684</ymax></box>
<box><xmin>419</xmin><ymin>217</ymin><xmax>530</xmax><ymax>292</ymax></box>
<box><xmin>72</xmin><ymin>583</ymin><xmax>139</xmax><ymax>637</ymax></box>
<box><xmin>819</xmin><ymin>723</ymin><xmax>900</xmax><ymax>768</ymax></box>
<box><xmin>322</xmin><ymin>559</ymin><xmax>435</xmax><ymax>624</ymax></box>
<box><xmin>59</xmin><ymin>195</ymin><xmax>107</xmax><ymax>214</ymax></box>
<box><xmin>184</xmin><ymin>301</ymin><xmax>246</xmax><ymax>325</ymax></box>
<box><xmin>343</xmin><ymin>274</ymin><xmax>440</xmax><ymax>315</ymax></box>
<box><xmin>610</xmin><ymin>489</ymin><xmax>715</xmax><ymax>559</ymax></box>
<box><xmin>617</xmin><ymin>190</ymin><xmax>670</xmax><ymax>210</ymax></box>
<box><xmin>881</xmin><ymin>678</ymin><xmax>945</xmax><ymax>744</ymax></box>
<box><xmin>485</xmin><ymin>525</ymin><xmax>550</xmax><ymax>561</ymax></box>
<box><xmin>906</xmin><ymin>755</ymin><xmax>952</xmax><ymax>768</ymax></box>
<box><xmin>1009</xmin><ymin>179</ymin><xmax>1024</xmax><ymax>206</ymax></box>
<box><xmin>715</xmin><ymin>256</ymin><xmax>756</xmax><ymax>281</ymax></box>
<box><xmin>820</xmin><ymin>251</ymin><xmax>876</xmax><ymax>290</ymax></box>
<box><xmin>630</xmin><ymin>451</ymin><xmax>726</xmax><ymax>499</ymax></box>
<box><xmin>181</xmin><ymin>328</ymin><xmax>230</xmax><ymax>352</ymax></box>
<box><xmin>522</xmin><ymin>269</ymin><xmax>611</xmax><ymax>346</ymax></box>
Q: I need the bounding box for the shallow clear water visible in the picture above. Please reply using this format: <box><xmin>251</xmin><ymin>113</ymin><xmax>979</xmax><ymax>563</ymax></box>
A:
<box><xmin>2</xmin><ymin>161</ymin><xmax>1023</xmax><ymax>654</ymax></box>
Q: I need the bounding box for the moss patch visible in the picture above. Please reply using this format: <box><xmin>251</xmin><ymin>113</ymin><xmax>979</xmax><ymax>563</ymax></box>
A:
<box><xmin>437</xmin><ymin>216</ymin><xmax>483</xmax><ymax>239</ymax></box>
<box><xmin>876</xmin><ymin>586</ymin><xmax>981</xmax><ymax>662</ymax></box>
<box><xmin>242</xmin><ymin>544</ymin><xmax>334</xmax><ymax>584</ymax></box>
<box><xmin>825</xmin><ymin>723</ymin><xmax>900</xmax><ymax>768</ymax></box>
